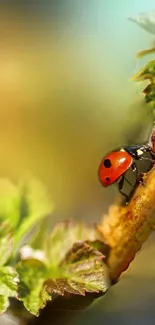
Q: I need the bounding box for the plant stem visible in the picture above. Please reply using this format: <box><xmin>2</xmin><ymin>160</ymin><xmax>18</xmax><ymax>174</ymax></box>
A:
<box><xmin>98</xmin><ymin>167</ymin><xmax>155</xmax><ymax>282</ymax></box>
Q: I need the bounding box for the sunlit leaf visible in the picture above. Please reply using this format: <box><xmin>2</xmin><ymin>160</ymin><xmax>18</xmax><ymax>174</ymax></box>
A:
<box><xmin>17</xmin><ymin>223</ymin><xmax>110</xmax><ymax>316</ymax></box>
<box><xmin>45</xmin><ymin>242</ymin><xmax>110</xmax><ymax>296</ymax></box>
<box><xmin>44</xmin><ymin>221</ymin><xmax>109</xmax><ymax>267</ymax></box>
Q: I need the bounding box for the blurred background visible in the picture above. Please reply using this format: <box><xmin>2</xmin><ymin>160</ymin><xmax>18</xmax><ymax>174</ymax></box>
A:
<box><xmin>0</xmin><ymin>0</ymin><xmax>155</xmax><ymax>222</ymax></box>
<box><xmin>1</xmin><ymin>1</ymin><xmax>155</xmax><ymax>324</ymax></box>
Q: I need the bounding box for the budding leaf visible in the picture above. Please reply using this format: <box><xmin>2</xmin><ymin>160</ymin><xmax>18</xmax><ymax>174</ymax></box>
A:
<box><xmin>44</xmin><ymin>221</ymin><xmax>109</xmax><ymax>267</ymax></box>
<box><xmin>17</xmin><ymin>222</ymin><xmax>110</xmax><ymax>316</ymax></box>
<box><xmin>45</xmin><ymin>242</ymin><xmax>110</xmax><ymax>296</ymax></box>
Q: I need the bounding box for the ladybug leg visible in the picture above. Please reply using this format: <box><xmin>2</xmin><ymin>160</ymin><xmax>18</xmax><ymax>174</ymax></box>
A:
<box><xmin>146</xmin><ymin>145</ymin><xmax>155</xmax><ymax>158</ymax></box>
<box><xmin>118</xmin><ymin>175</ymin><xmax>129</xmax><ymax>203</ymax></box>
<box><xmin>124</xmin><ymin>176</ymin><xmax>133</xmax><ymax>187</ymax></box>
<box><xmin>131</xmin><ymin>162</ymin><xmax>146</xmax><ymax>186</ymax></box>
<box><xmin>139</xmin><ymin>156</ymin><xmax>155</xmax><ymax>163</ymax></box>
<box><xmin>131</xmin><ymin>162</ymin><xmax>138</xmax><ymax>178</ymax></box>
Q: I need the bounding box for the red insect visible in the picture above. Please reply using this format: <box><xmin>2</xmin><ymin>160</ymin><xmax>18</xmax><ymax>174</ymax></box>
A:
<box><xmin>98</xmin><ymin>143</ymin><xmax>155</xmax><ymax>203</ymax></box>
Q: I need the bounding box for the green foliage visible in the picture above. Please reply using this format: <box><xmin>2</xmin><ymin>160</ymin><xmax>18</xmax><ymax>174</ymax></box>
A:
<box><xmin>16</xmin><ymin>259</ymin><xmax>51</xmax><ymax>316</ymax></box>
<box><xmin>0</xmin><ymin>176</ymin><xmax>110</xmax><ymax>317</ymax></box>
<box><xmin>43</xmin><ymin>222</ymin><xmax>108</xmax><ymax>267</ymax></box>
<box><xmin>17</xmin><ymin>223</ymin><xmax>110</xmax><ymax>316</ymax></box>
<box><xmin>0</xmin><ymin>267</ymin><xmax>19</xmax><ymax>314</ymax></box>
<box><xmin>129</xmin><ymin>11</ymin><xmax>155</xmax><ymax>115</ymax></box>
<box><xmin>45</xmin><ymin>241</ymin><xmax>108</xmax><ymax>296</ymax></box>
<box><xmin>14</xmin><ymin>176</ymin><xmax>54</xmax><ymax>248</ymax></box>
<box><xmin>132</xmin><ymin>59</ymin><xmax>155</xmax><ymax>115</ymax></box>
<box><xmin>0</xmin><ymin>222</ymin><xmax>13</xmax><ymax>266</ymax></box>
<box><xmin>0</xmin><ymin>221</ymin><xmax>19</xmax><ymax>314</ymax></box>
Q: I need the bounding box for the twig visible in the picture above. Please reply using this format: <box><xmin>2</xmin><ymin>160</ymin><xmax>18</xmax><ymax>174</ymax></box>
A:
<box><xmin>98</xmin><ymin>166</ymin><xmax>155</xmax><ymax>283</ymax></box>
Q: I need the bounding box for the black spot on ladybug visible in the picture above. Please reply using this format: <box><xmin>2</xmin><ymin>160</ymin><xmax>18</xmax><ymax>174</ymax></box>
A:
<box><xmin>105</xmin><ymin>177</ymin><xmax>110</xmax><ymax>181</ymax></box>
<box><xmin>104</xmin><ymin>159</ymin><xmax>112</xmax><ymax>168</ymax></box>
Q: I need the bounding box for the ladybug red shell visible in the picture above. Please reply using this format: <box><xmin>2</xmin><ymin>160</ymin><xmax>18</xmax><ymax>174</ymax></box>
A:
<box><xmin>99</xmin><ymin>150</ymin><xmax>133</xmax><ymax>187</ymax></box>
<box><xmin>98</xmin><ymin>143</ymin><xmax>155</xmax><ymax>203</ymax></box>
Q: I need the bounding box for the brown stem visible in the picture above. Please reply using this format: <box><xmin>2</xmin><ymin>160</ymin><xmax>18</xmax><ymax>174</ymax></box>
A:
<box><xmin>98</xmin><ymin>167</ymin><xmax>155</xmax><ymax>282</ymax></box>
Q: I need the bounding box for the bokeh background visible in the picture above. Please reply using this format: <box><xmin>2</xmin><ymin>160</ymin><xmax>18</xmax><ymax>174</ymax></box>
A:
<box><xmin>1</xmin><ymin>0</ymin><xmax>155</xmax><ymax>221</ymax></box>
<box><xmin>1</xmin><ymin>1</ymin><xmax>155</xmax><ymax>324</ymax></box>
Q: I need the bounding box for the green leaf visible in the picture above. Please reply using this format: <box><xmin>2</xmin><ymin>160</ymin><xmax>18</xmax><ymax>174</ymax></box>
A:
<box><xmin>0</xmin><ymin>222</ymin><xmax>13</xmax><ymax>266</ymax></box>
<box><xmin>44</xmin><ymin>221</ymin><xmax>108</xmax><ymax>267</ymax></box>
<box><xmin>16</xmin><ymin>259</ymin><xmax>51</xmax><ymax>316</ymax></box>
<box><xmin>17</xmin><ymin>222</ymin><xmax>110</xmax><ymax>316</ymax></box>
<box><xmin>0</xmin><ymin>179</ymin><xmax>20</xmax><ymax>229</ymax></box>
<box><xmin>45</xmin><ymin>242</ymin><xmax>110</xmax><ymax>296</ymax></box>
<box><xmin>132</xmin><ymin>60</ymin><xmax>155</xmax><ymax>82</ymax></box>
<box><xmin>0</xmin><ymin>266</ymin><xmax>19</xmax><ymax>314</ymax></box>
<box><xmin>14</xmin><ymin>176</ymin><xmax>54</xmax><ymax>248</ymax></box>
<box><xmin>0</xmin><ymin>296</ymin><xmax>9</xmax><ymax>315</ymax></box>
<box><xmin>0</xmin><ymin>266</ymin><xmax>18</xmax><ymax>296</ymax></box>
<box><xmin>143</xmin><ymin>84</ymin><xmax>155</xmax><ymax>107</ymax></box>
<box><xmin>132</xmin><ymin>60</ymin><xmax>155</xmax><ymax>116</ymax></box>
<box><xmin>30</xmin><ymin>219</ymin><xmax>50</xmax><ymax>250</ymax></box>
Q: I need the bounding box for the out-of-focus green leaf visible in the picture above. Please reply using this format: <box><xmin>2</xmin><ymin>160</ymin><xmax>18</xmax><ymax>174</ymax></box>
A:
<box><xmin>14</xmin><ymin>176</ymin><xmax>54</xmax><ymax>248</ymax></box>
<box><xmin>0</xmin><ymin>179</ymin><xmax>20</xmax><ymax>229</ymax></box>
<box><xmin>17</xmin><ymin>259</ymin><xmax>51</xmax><ymax>316</ymax></box>
<box><xmin>132</xmin><ymin>60</ymin><xmax>155</xmax><ymax>82</ymax></box>
<box><xmin>128</xmin><ymin>11</ymin><xmax>155</xmax><ymax>35</ymax></box>
<box><xmin>0</xmin><ymin>296</ymin><xmax>9</xmax><ymax>315</ymax></box>
<box><xmin>44</xmin><ymin>221</ymin><xmax>108</xmax><ymax>267</ymax></box>
<box><xmin>0</xmin><ymin>176</ymin><xmax>54</xmax><ymax>251</ymax></box>
<box><xmin>30</xmin><ymin>219</ymin><xmax>50</xmax><ymax>250</ymax></box>
<box><xmin>0</xmin><ymin>222</ymin><xmax>13</xmax><ymax>266</ymax></box>
<box><xmin>143</xmin><ymin>83</ymin><xmax>155</xmax><ymax>107</ymax></box>
<box><xmin>132</xmin><ymin>60</ymin><xmax>155</xmax><ymax>116</ymax></box>
<box><xmin>0</xmin><ymin>266</ymin><xmax>19</xmax><ymax>314</ymax></box>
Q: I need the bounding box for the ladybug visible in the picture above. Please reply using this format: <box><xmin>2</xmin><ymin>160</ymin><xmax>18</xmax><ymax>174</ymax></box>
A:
<box><xmin>98</xmin><ymin>143</ymin><xmax>155</xmax><ymax>203</ymax></box>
